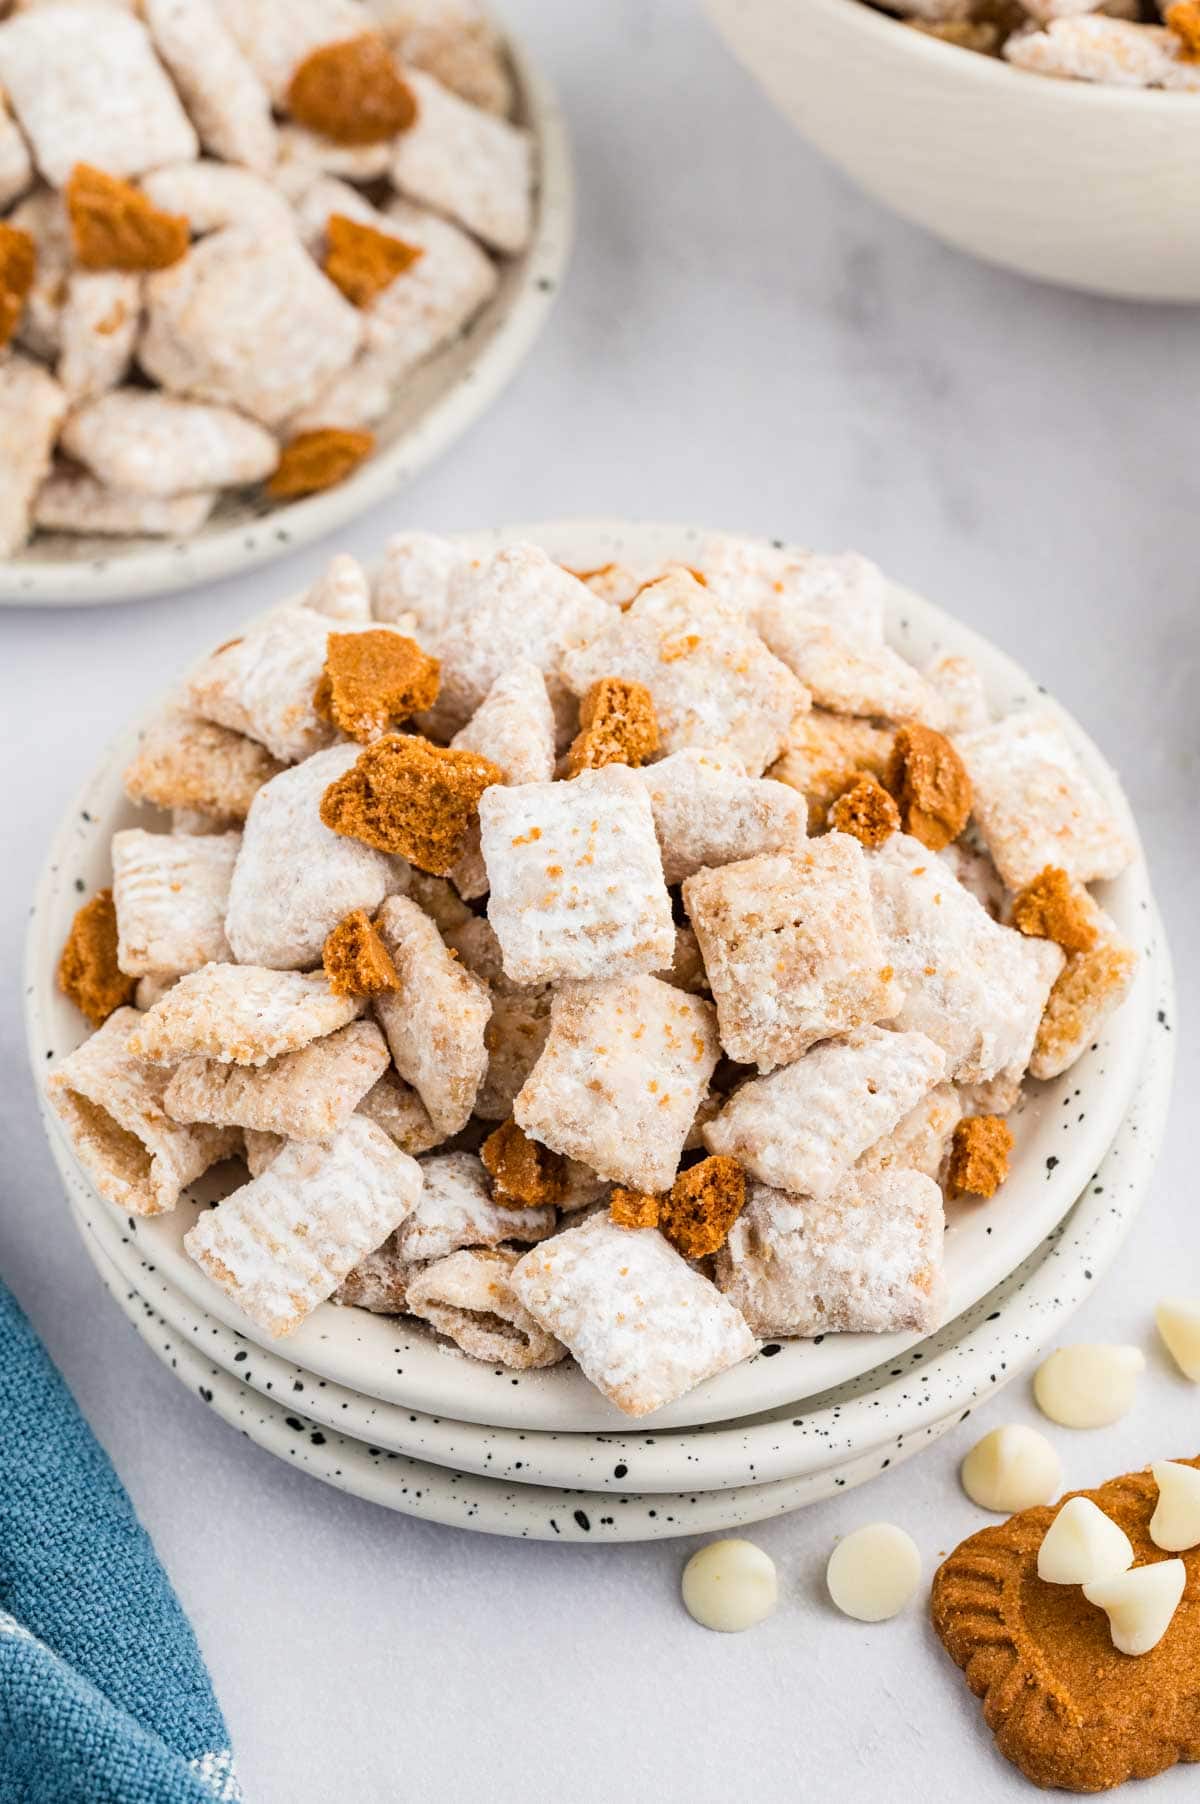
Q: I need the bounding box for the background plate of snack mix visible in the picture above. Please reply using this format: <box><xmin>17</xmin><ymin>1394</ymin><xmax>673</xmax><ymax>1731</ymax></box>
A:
<box><xmin>63</xmin><ymin>917</ymin><xmax>1173</xmax><ymax>1496</ymax></box>
<box><xmin>27</xmin><ymin>520</ymin><xmax>1159</xmax><ymax>1435</ymax></box>
<box><xmin>62</xmin><ymin>970</ymin><xmax>1172</xmax><ymax>1536</ymax></box>
<box><xmin>0</xmin><ymin>9</ymin><xmax>572</xmax><ymax>607</ymax></box>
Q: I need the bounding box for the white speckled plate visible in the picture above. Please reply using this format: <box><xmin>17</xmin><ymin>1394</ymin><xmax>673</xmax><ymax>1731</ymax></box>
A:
<box><xmin>0</xmin><ymin>39</ymin><xmax>572</xmax><ymax>608</ymax></box>
<box><xmin>64</xmin><ymin>923</ymin><xmax>1173</xmax><ymax>1499</ymax></box>
<box><xmin>27</xmin><ymin>522</ymin><xmax>1157</xmax><ymax>1433</ymax></box>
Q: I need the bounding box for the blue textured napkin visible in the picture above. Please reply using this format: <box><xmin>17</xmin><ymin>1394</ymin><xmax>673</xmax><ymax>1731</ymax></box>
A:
<box><xmin>0</xmin><ymin>1277</ymin><xmax>241</xmax><ymax>1804</ymax></box>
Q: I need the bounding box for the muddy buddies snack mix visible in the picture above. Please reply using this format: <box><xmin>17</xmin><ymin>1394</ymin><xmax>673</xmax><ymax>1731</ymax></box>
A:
<box><xmin>46</xmin><ymin>533</ymin><xmax>1138</xmax><ymax>1414</ymax></box>
<box><xmin>858</xmin><ymin>0</ymin><xmax>1200</xmax><ymax>90</ymax></box>
<box><xmin>0</xmin><ymin>0</ymin><xmax>534</xmax><ymax>554</ymax></box>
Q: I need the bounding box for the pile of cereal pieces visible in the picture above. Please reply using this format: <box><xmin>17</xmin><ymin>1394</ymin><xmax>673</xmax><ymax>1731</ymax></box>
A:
<box><xmin>47</xmin><ymin>534</ymin><xmax>1140</xmax><ymax>1419</ymax></box>
<box><xmin>866</xmin><ymin>0</ymin><xmax>1200</xmax><ymax>89</ymax></box>
<box><xmin>0</xmin><ymin>0</ymin><xmax>533</xmax><ymax>556</ymax></box>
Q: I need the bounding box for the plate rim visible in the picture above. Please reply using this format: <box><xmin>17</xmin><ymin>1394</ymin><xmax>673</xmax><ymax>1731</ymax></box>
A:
<box><xmin>26</xmin><ymin>519</ymin><xmax>1162</xmax><ymax>1433</ymax></box>
<box><xmin>64</xmin><ymin>917</ymin><xmax>1173</xmax><ymax>1495</ymax></box>
<box><xmin>0</xmin><ymin>38</ymin><xmax>574</xmax><ymax>608</ymax></box>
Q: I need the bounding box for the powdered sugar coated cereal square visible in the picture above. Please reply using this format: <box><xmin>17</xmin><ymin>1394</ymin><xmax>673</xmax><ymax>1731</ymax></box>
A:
<box><xmin>211</xmin><ymin>0</ymin><xmax>370</xmax><ymax>101</ymax></box>
<box><xmin>123</xmin><ymin>712</ymin><xmax>283</xmax><ymax>822</ymax></box>
<box><xmin>635</xmin><ymin>747</ymin><xmax>806</xmax><ymax>884</ymax></box>
<box><xmin>164</xmin><ymin>1018</ymin><xmax>388</xmax><ymax>1142</ymax></box>
<box><xmin>0</xmin><ymin>6</ymin><xmax>198</xmax><ymax>185</ymax></box>
<box><xmin>755</xmin><ymin>610</ymin><xmax>944</xmax><ymax>726</ymax></box>
<box><xmin>126</xmin><ymin>964</ymin><xmax>362</xmax><ymax>1067</ymax></box>
<box><xmin>46</xmin><ymin>1007</ymin><xmax>237</xmax><ymax>1216</ymax></box>
<box><xmin>144</xmin><ymin>0</ymin><xmax>276</xmax><ymax>174</ymax></box>
<box><xmin>0</xmin><ymin>353</ymin><xmax>68</xmax><ymax>554</ymax></box>
<box><xmin>373</xmin><ymin>894</ymin><xmax>492</xmax><ymax>1136</ymax></box>
<box><xmin>184</xmin><ymin>1114</ymin><xmax>421</xmax><ymax>1337</ymax></box>
<box><xmin>868</xmin><ymin>832</ymin><xmax>1064</xmax><ymax>1083</ymax></box>
<box><xmin>703</xmin><ymin>1025</ymin><xmax>946</xmax><ymax>1198</ymax></box>
<box><xmin>55</xmin><ymin>274</ymin><xmax>140</xmax><ymax>403</ymax></box>
<box><xmin>561</xmin><ymin>569</ymin><xmax>808</xmax><ymax>777</ymax></box>
<box><xmin>700</xmin><ymin>536</ymin><xmax>887</xmax><ymax>643</ymax></box>
<box><xmin>61</xmin><ymin>391</ymin><xmax>278</xmax><ymax>499</ymax></box>
<box><xmin>856</xmin><ymin>1082</ymin><xmax>962</xmax><ymax>1182</ymax></box>
<box><xmin>957</xmin><ymin>710</ymin><xmax>1135</xmax><ymax>891</ymax></box>
<box><xmin>110</xmin><ymin>827</ymin><xmax>238</xmax><ymax>977</ymax></box>
<box><xmin>187</xmin><ymin>609</ymin><xmax>338</xmax><ymax>765</ymax></box>
<box><xmin>225</xmin><ymin>745</ymin><xmax>399</xmax><ymax>970</ymax></box>
<box><xmin>140</xmin><ymin>226</ymin><xmax>361</xmax><ymax>428</ymax></box>
<box><xmin>714</xmin><ymin>1169</ymin><xmax>945</xmax><ymax>1338</ymax></box>
<box><xmin>480</xmin><ymin>765</ymin><xmax>674</xmax><ymax>986</ymax></box>
<box><xmin>514</xmin><ymin>973</ymin><xmax>720</xmax><ymax>1192</ymax></box>
<box><xmin>34</xmin><ymin>473</ymin><xmax>217</xmax><ymax>539</ymax></box>
<box><xmin>510</xmin><ymin>1212</ymin><xmax>758</xmax><ymax>1417</ymax></box>
<box><xmin>683</xmin><ymin>836</ymin><xmax>901</xmax><ymax>1071</ymax></box>
<box><xmin>391</xmin><ymin>69</ymin><xmax>533</xmax><ymax>255</ymax></box>
<box><xmin>405</xmin><ymin>1248</ymin><xmax>566</xmax><ymax>1369</ymax></box>
<box><xmin>395</xmin><ymin>1150</ymin><xmax>555</xmax><ymax>1263</ymax></box>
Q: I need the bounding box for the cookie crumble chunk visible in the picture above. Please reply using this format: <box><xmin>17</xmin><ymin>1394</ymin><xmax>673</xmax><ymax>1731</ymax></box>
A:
<box><xmin>314</xmin><ymin>627</ymin><xmax>441</xmax><ymax>742</ymax></box>
<box><xmin>885</xmin><ymin>722</ymin><xmax>971</xmax><ymax>851</ymax></box>
<box><xmin>1167</xmin><ymin>1</ymin><xmax>1200</xmax><ymax>57</ymax></box>
<box><xmin>481</xmin><ymin>1117</ymin><xmax>567</xmax><ymax>1207</ymax></box>
<box><xmin>946</xmin><ymin>1115</ymin><xmax>1013</xmax><ymax>1199</ymax></box>
<box><xmin>65</xmin><ymin>164</ymin><xmax>189</xmax><ymax>273</ymax></box>
<box><xmin>658</xmin><ymin>1154</ymin><xmax>746</xmax><ymax>1259</ymax></box>
<box><xmin>0</xmin><ymin>221</ymin><xmax>35</xmax><ymax>350</ymax></box>
<box><xmin>324</xmin><ymin>211</ymin><xmax>423</xmax><ymax>307</ymax></box>
<box><xmin>323</xmin><ymin>909</ymin><xmax>399</xmax><ymax>997</ymax></box>
<box><xmin>828</xmin><ymin>772</ymin><xmax>900</xmax><ymax>849</ymax></box>
<box><xmin>267</xmin><ymin>428</ymin><xmax>375</xmax><ymax>498</ymax></box>
<box><xmin>610</xmin><ymin>1188</ymin><xmax>660</xmax><ymax>1230</ymax></box>
<box><xmin>287</xmin><ymin>34</ymin><xmax>417</xmax><ymax>145</ymax></box>
<box><xmin>320</xmin><ymin>733</ymin><xmax>503</xmax><ymax>874</ymax></box>
<box><xmin>57</xmin><ymin>889</ymin><xmax>136</xmax><ymax>1026</ymax></box>
<box><xmin>566</xmin><ymin>676</ymin><xmax>660</xmax><ymax>775</ymax></box>
<box><xmin>1011</xmin><ymin>865</ymin><xmax>1099</xmax><ymax>954</ymax></box>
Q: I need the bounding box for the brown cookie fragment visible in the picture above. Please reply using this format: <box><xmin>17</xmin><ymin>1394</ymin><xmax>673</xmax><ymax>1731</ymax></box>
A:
<box><xmin>828</xmin><ymin>772</ymin><xmax>900</xmax><ymax>849</ymax></box>
<box><xmin>946</xmin><ymin>1114</ymin><xmax>1012</xmax><ymax>1198</ymax></box>
<box><xmin>1011</xmin><ymin>864</ymin><xmax>1099</xmax><ymax>954</ymax></box>
<box><xmin>65</xmin><ymin>164</ymin><xmax>189</xmax><ymax>273</ymax></box>
<box><xmin>609</xmin><ymin>1187</ymin><xmax>661</xmax><ymax>1230</ymax></box>
<box><xmin>566</xmin><ymin>677</ymin><xmax>660</xmax><ymax>776</ymax></box>
<box><xmin>481</xmin><ymin>1117</ymin><xmax>567</xmax><ymax>1208</ymax></box>
<box><xmin>323</xmin><ymin>211</ymin><xmax>423</xmax><ymax>307</ymax></box>
<box><xmin>659</xmin><ymin>1154</ymin><xmax>746</xmax><ymax>1258</ymax></box>
<box><xmin>886</xmin><ymin>722</ymin><xmax>972</xmax><ymax>851</ymax></box>
<box><xmin>322</xmin><ymin>909</ymin><xmax>399</xmax><ymax>998</ymax></box>
<box><xmin>931</xmin><ymin>1458</ymin><xmax>1200</xmax><ymax>1793</ymax></box>
<box><xmin>0</xmin><ymin>221</ymin><xmax>35</xmax><ymax>350</ymax></box>
<box><xmin>314</xmin><ymin>628</ymin><xmax>441</xmax><ymax>742</ymax></box>
<box><xmin>1032</xmin><ymin>938</ymin><xmax>1137</xmax><ymax>1082</ymax></box>
<box><xmin>320</xmin><ymin>733</ymin><xmax>504</xmax><ymax>873</ymax></box>
<box><xmin>906</xmin><ymin>19</ymin><xmax>1003</xmax><ymax>55</ymax></box>
<box><xmin>287</xmin><ymin>34</ymin><xmax>417</xmax><ymax>145</ymax></box>
<box><xmin>267</xmin><ymin>429</ymin><xmax>375</xmax><ymax>499</ymax></box>
<box><xmin>57</xmin><ymin>889</ymin><xmax>136</xmax><ymax>1027</ymax></box>
<box><xmin>1167</xmin><ymin>1</ymin><xmax>1200</xmax><ymax>58</ymax></box>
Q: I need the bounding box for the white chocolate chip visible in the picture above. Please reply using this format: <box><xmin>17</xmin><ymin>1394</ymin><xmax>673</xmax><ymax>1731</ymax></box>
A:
<box><xmin>1037</xmin><ymin>1496</ymin><xmax>1134</xmax><ymax>1585</ymax></box>
<box><xmin>1083</xmin><ymin>1560</ymin><xmax>1186</xmax><ymax>1657</ymax></box>
<box><xmin>681</xmin><ymin>1538</ymin><xmax>778</xmax><ymax>1633</ymax></box>
<box><xmin>1033</xmin><ymin>1344</ymin><xmax>1145</xmax><ymax>1429</ymax></box>
<box><xmin>1155</xmin><ymin>1299</ymin><xmax>1200</xmax><ymax>1383</ymax></box>
<box><xmin>960</xmin><ymin>1424</ymin><xmax>1062</xmax><ymax>1514</ymax></box>
<box><xmin>1149</xmin><ymin>1461</ymin><xmax>1200</xmax><ymax>1553</ymax></box>
<box><xmin>825</xmin><ymin>1523</ymin><xmax>921</xmax><ymax>1622</ymax></box>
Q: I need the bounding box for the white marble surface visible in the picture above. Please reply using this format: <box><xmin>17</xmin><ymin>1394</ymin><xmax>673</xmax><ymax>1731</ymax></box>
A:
<box><xmin>2</xmin><ymin>3</ymin><xmax>1198</xmax><ymax>1799</ymax></box>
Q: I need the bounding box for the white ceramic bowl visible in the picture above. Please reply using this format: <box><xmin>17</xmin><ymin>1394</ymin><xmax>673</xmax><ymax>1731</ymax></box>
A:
<box><xmin>27</xmin><ymin>520</ymin><xmax>1157</xmax><ymax>1434</ymax></box>
<box><xmin>0</xmin><ymin>35</ymin><xmax>572</xmax><ymax>608</ymax></box>
<box><xmin>706</xmin><ymin>0</ymin><xmax>1200</xmax><ymax>301</ymax></box>
<box><xmin>68</xmin><ymin>937</ymin><xmax>1173</xmax><ymax>1496</ymax></box>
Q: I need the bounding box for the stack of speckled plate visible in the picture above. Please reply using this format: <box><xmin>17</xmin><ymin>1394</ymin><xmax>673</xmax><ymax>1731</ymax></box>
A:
<box><xmin>26</xmin><ymin>523</ymin><xmax>1174</xmax><ymax>1541</ymax></box>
